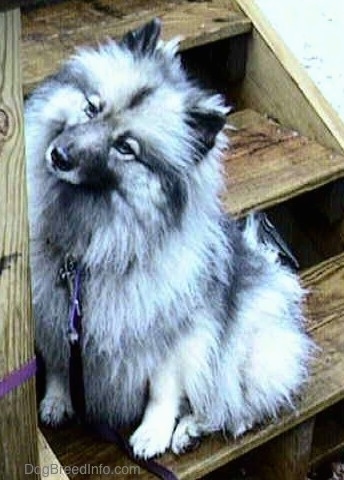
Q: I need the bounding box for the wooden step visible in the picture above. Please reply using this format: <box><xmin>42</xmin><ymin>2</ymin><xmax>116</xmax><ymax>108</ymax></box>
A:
<box><xmin>38</xmin><ymin>430</ymin><xmax>69</xmax><ymax>480</ymax></box>
<box><xmin>224</xmin><ymin>109</ymin><xmax>344</xmax><ymax>217</ymax></box>
<box><xmin>40</xmin><ymin>252</ymin><xmax>344</xmax><ymax>479</ymax></box>
<box><xmin>309</xmin><ymin>400</ymin><xmax>344</xmax><ymax>469</ymax></box>
<box><xmin>21</xmin><ymin>0</ymin><xmax>251</xmax><ymax>94</ymax></box>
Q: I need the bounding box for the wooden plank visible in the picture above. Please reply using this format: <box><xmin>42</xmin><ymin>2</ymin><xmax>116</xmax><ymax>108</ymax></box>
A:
<box><xmin>235</xmin><ymin>30</ymin><xmax>342</xmax><ymax>153</ymax></box>
<box><xmin>235</xmin><ymin>0</ymin><xmax>344</xmax><ymax>154</ymax></box>
<box><xmin>0</xmin><ymin>8</ymin><xmax>39</xmax><ymax>480</ymax></box>
<box><xmin>249</xmin><ymin>418</ymin><xmax>315</xmax><ymax>480</ymax></box>
<box><xmin>223</xmin><ymin>109</ymin><xmax>344</xmax><ymax>217</ymax></box>
<box><xmin>309</xmin><ymin>401</ymin><xmax>344</xmax><ymax>469</ymax></box>
<box><xmin>38</xmin><ymin>430</ymin><xmax>70</xmax><ymax>480</ymax></box>
<box><xmin>41</xmin><ymin>252</ymin><xmax>344</xmax><ymax>479</ymax></box>
<box><xmin>21</xmin><ymin>0</ymin><xmax>251</xmax><ymax>94</ymax></box>
<box><xmin>301</xmin><ymin>253</ymin><xmax>344</xmax><ymax>332</ymax></box>
<box><xmin>0</xmin><ymin>0</ymin><xmax>42</xmax><ymax>11</ymax></box>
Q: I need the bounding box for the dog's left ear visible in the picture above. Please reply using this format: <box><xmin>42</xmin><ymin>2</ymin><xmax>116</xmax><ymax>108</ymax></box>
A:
<box><xmin>120</xmin><ymin>18</ymin><xmax>161</xmax><ymax>56</ymax></box>
<box><xmin>187</xmin><ymin>108</ymin><xmax>227</xmax><ymax>158</ymax></box>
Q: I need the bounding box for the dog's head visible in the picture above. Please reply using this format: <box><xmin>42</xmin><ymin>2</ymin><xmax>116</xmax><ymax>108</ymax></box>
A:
<box><xmin>27</xmin><ymin>19</ymin><xmax>228</xmax><ymax>230</ymax></box>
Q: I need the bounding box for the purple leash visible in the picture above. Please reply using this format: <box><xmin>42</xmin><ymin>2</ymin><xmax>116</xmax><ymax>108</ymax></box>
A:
<box><xmin>59</xmin><ymin>255</ymin><xmax>86</xmax><ymax>417</ymax></box>
<box><xmin>92</xmin><ymin>422</ymin><xmax>180</xmax><ymax>480</ymax></box>
<box><xmin>0</xmin><ymin>358</ymin><xmax>36</xmax><ymax>398</ymax></box>
<box><xmin>60</xmin><ymin>254</ymin><xmax>179</xmax><ymax>480</ymax></box>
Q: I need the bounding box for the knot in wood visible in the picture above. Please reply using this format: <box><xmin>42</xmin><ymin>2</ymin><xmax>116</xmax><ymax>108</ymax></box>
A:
<box><xmin>0</xmin><ymin>109</ymin><xmax>10</xmax><ymax>137</ymax></box>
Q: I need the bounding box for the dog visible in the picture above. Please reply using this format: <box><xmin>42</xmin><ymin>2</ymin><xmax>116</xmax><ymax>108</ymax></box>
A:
<box><xmin>25</xmin><ymin>19</ymin><xmax>313</xmax><ymax>459</ymax></box>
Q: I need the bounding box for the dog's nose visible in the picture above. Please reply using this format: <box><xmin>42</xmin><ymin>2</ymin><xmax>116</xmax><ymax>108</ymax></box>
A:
<box><xmin>50</xmin><ymin>147</ymin><xmax>73</xmax><ymax>172</ymax></box>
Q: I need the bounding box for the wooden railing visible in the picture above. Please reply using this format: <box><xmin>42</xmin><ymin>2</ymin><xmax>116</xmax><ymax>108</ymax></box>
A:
<box><xmin>0</xmin><ymin>6</ymin><xmax>38</xmax><ymax>480</ymax></box>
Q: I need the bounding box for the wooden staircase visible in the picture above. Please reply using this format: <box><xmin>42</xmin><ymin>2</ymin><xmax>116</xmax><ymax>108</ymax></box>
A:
<box><xmin>20</xmin><ymin>0</ymin><xmax>252</xmax><ymax>94</ymax></box>
<box><xmin>2</xmin><ymin>1</ymin><xmax>344</xmax><ymax>479</ymax></box>
<box><xmin>225</xmin><ymin>109</ymin><xmax>344</xmax><ymax>217</ymax></box>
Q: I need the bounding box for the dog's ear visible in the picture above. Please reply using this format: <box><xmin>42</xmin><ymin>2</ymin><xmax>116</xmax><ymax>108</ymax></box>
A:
<box><xmin>187</xmin><ymin>108</ymin><xmax>227</xmax><ymax>159</ymax></box>
<box><xmin>120</xmin><ymin>18</ymin><xmax>161</xmax><ymax>56</ymax></box>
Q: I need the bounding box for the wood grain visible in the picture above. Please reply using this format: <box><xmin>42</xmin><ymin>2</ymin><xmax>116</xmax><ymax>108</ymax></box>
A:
<box><xmin>40</xmin><ymin>252</ymin><xmax>344</xmax><ymax>479</ymax></box>
<box><xmin>38</xmin><ymin>430</ymin><xmax>70</xmax><ymax>480</ymax></box>
<box><xmin>0</xmin><ymin>8</ymin><xmax>39</xmax><ymax>480</ymax></box>
<box><xmin>223</xmin><ymin>109</ymin><xmax>344</xmax><ymax>217</ymax></box>
<box><xmin>236</xmin><ymin>30</ymin><xmax>342</xmax><ymax>153</ymax></box>
<box><xmin>309</xmin><ymin>401</ymin><xmax>344</xmax><ymax>469</ymax></box>
<box><xmin>302</xmin><ymin>253</ymin><xmax>344</xmax><ymax>333</ymax></box>
<box><xmin>20</xmin><ymin>0</ymin><xmax>251</xmax><ymax>94</ymax></box>
<box><xmin>250</xmin><ymin>418</ymin><xmax>315</xmax><ymax>480</ymax></box>
<box><xmin>235</xmin><ymin>0</ymin><xmax>344</xmax><ymax>154</ymax></box>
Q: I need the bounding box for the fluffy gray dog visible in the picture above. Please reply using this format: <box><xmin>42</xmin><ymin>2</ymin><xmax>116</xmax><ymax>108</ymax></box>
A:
<box><xmin>25</xmin><ymin>19</ymin><xmax>313</xmax><ymax>459</ymax></box>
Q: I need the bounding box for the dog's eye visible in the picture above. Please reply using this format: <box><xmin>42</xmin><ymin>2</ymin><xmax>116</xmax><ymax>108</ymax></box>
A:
<box><xmin>84</xmin><ymin>95</ymin><xmax>102</xmax><ymax>119</ymax></box>
<box><xmin>113</xmin><ymin>136</ymin><xmax>140</xmax><ymax>158</ymax></box>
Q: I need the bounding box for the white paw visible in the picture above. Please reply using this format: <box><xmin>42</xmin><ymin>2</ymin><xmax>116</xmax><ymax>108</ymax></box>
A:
<box><xmin>39</xmin><ymin>392</ymin><xmax>74</xmax><ymax>426</ymax></box>
<box><xmin>130</xmin><ymin>420</ymin><xmax>175</xmax><ymax>459</ymax></box>
<box><xmin>171</xmin><ymin>415</ymin><xmax>203</xmax><ymax>455</ymax></box>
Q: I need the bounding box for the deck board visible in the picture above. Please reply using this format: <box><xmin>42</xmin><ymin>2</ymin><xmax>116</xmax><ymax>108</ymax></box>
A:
<box><xmin>41</xmin><ymin>252</ymin><xmax>344</xmax><ymax>479</ymax></box>
<box><xmin>21</xmin><ymin>0</ymin><xmax>251</xmax><ymax>94</ymax></box>
<box><xmin>309</xmin><ymin>402</ymin><xmax>344</xmax><ymax>469</ymax></box>
<box><xmin>224</xmin><ymin>109</ymin><xmax>344</xmax><ymax>217</ymax></box>
<box><xmin>235</xmin><ymin>0</ymin><xmax>344</xmax><ymax>153</ymax></box>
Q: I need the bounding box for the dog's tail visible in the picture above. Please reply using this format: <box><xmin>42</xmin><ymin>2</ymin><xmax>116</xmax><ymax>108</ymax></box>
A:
<box><xmin>241</xmin><ymin>212</ymin><xmax>299</xmax><ymax>270</ymax></box>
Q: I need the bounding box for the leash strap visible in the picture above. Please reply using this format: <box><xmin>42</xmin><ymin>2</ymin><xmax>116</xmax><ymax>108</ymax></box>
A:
<box><xmin>61</xmin><ymin>255</ymin><xmax>179</xmax><ymax>480</ymax></box>
<box><xmin>91</xmin><ymin>423</ymin><xmax>180</xmax><ymax>480</ymax></box>
<box><xmin>0</xmin><ymin>358</ymin><xmax>36</xmax><ymax>398</ymax></box>
<box><xmin>59</xmin><ymin>254</ymin><xmax>86</xmax><ymax>417</ymax></box>
<box><xmin>68</xmin><ymin>265</ymin><xmax>86</xmax><ymax>418</ymax></box>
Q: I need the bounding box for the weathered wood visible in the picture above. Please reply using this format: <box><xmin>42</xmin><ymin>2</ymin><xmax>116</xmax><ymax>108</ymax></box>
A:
<box><xmin>38</xmin><ymin>430</ymin><xmax>70</xmax><ymax>480</ymax></box>
<box><xmin>236</xmin><ymin>29</ymin><xmax>342</xmax><ymax>153</ymax></box>
<box><xmin>235</xmin><ymin>0</ymin><xmax>344</xmax><ymax>153</ymax></box>
<box><xmin>302</xmin><ymin>252</ymin><xmax>344</xmax><ymax>332</ymax></box>
<box><xmin>250</xmin><ymin>418</ymin><xmax>315</xmax><ymax>480</ymax></box>
<box><xmin>21</xmin><ymin>0</ymin><xmax>251</xmax><ymax>94</ymax></box>
<box><xmin>40</xmin><ymin>252</ymin><xmax>344</xmax><ymax>479</ymax></box>
<box><xmin>310</xmin><ymin>401</ymin><xmax>344</xmax><ymax>469</ymax></box>
<box><xmin>182</xmin><ymin>34</ymin><xmax>249</xmax><ymax>98</ymax></box>
<box><xmin>0</xmin><ymin>8</ymin><xmax>39</xmax><ymax>480</ymax></box>
<box><xmin>282</xmin><ymin>191</ymin><xmax>344</xmax><ymax>266</ymax></box>
<box><xmin>223</xmin><ymin>109</ymin><xmax>344</xmax><ymax>217</ymax></box>
<box><xmin>0</xmin><ymin>0</ymin><xmax>43</xmax><ymax>11</ymax></box>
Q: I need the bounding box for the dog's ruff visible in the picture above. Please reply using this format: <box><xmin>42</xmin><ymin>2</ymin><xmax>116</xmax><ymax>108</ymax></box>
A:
<box><xmin>25</xmin><ymin>19</ymin><xmax>314</xmax><ymax>459</ymax></box>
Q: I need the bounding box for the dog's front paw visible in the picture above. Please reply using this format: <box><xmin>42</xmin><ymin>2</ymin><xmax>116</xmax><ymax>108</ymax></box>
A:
<box><xmin>39</xmin><ymin>392</ymin><xmax>74</xmax><ymax>426</ymax></box>
<box><xmin>171</xmin><ymin>415</ymin><xmax>203</xmax><ymax>455</ymax></box>
<box><xmin>130</xmin><ymin>421</ymin><xmax>174</xmax><ymax>459</ymax></box>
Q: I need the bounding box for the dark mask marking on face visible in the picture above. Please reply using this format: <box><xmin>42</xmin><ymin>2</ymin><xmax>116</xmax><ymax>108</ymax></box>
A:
<box><xmin>127</xmin><ymin>86</ymin><xmax>155</xmax><ymax>110</ymax></box>
<box><xmin>136</xmin><ymin>143</ymin><xmax>189</xmax><ymax>228</ymax></box>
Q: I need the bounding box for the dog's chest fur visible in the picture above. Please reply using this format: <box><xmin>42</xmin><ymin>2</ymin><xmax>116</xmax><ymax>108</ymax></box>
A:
<box><xmin>33</xmin><ymin>226</ymin><xmax>214</xmax><ymax>425</ymax></box>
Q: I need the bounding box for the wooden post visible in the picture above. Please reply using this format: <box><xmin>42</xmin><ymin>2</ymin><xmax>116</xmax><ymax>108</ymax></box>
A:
<box><xmin>250</xmin><ymin>418</ymin><xmax>315</xmax><ymax>480</ymax></box>
<box><xmin>0</xmin><ymin>8</ymin><xmax>39</xmax><ymax>480</ymax></box>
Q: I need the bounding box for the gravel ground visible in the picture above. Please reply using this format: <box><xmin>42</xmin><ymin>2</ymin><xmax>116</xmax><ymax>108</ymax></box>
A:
<box><xmin>254</xmin><ymin>0</ymin><xmax>344</xmax><ymax>120</ymax></box>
